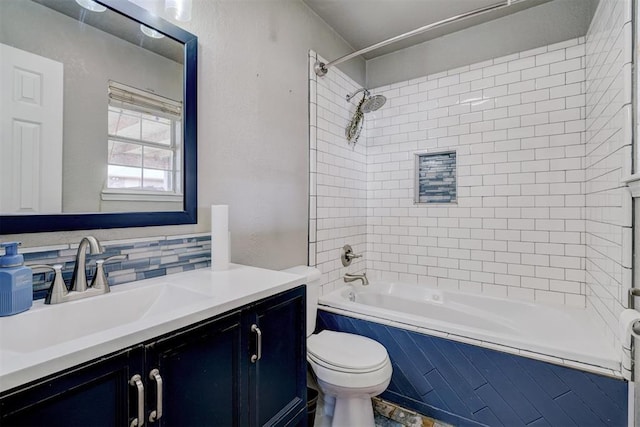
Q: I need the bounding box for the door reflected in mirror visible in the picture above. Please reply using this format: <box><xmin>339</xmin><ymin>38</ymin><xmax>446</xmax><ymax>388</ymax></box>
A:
<box><xmin>0</xmin><ymin>0</ymin><xmax>186</xmax><ymax>215</ymax></box>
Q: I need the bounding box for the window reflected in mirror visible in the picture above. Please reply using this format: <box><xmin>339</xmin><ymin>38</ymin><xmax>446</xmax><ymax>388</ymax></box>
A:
<box><xmin>106</xmin><ymin>82</ymin><xmax>182</xmax><ymax>197</ymax></box>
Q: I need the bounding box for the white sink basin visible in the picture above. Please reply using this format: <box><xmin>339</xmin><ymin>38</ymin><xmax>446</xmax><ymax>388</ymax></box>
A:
<box><xmin>0</xmin><ymin>283</ymin><xmax>206</xmax><ymax>353</ymax></box>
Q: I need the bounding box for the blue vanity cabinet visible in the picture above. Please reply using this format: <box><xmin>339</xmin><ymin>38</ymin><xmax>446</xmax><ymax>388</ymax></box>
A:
<box><xmin>0</xmin><ymin>286</ymin><xmax>306</xmax><ymax>427</ymax></box>
<box><xmin>144</xmin><ymin>310</ymin><xmax>245</xmax><ymax>427</ymax></box>
<box><xmin>144</xmin><ymin>285</ymin><xmax>307</xmax><ymax>427</ymax></box>
<box><xmin>0</xmin><ymin>346</ymin><xmax>144</xmax><ymax>426</ymax></box>
<box><xmin>247</xmin><ymin>286</ymin><xmax>307</xmax><ymax>426</ymax></box>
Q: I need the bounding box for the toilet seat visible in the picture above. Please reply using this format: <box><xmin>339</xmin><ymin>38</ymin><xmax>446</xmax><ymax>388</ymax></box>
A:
<box><xmin>307</xmin><ymin>352</ymin><xmax>390</xmax><ymax>374</ymax></box>
<box><xmin>307</xmin><ymin>330</ymin><xmax>390</xmax><ymax>373</ymax></box>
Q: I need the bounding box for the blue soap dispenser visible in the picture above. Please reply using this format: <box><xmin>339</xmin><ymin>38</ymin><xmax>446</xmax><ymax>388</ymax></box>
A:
<box><xmin>0</xmin><ymin>242</ymin><xmax>33</xmax><ymax>316</ymax></box>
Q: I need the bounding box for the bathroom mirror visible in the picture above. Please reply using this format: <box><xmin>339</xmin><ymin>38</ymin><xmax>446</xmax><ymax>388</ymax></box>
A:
<box><xmin>0</xmin><ymin>0</ymin><xmax>197</xmax><ymax>233</ymax></box>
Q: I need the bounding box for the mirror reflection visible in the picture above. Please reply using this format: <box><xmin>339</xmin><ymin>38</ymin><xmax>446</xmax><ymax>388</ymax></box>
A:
<box><xmin>0</xmin><ymin>0</ymin><xmax>185</xmax><ymax>215</ymax></box>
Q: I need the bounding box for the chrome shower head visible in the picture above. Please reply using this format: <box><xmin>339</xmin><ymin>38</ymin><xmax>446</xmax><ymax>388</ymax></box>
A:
<box><xmin>346</xmin><ymin>88</ymin><xmax>386</xmax><ymax>113</ymax></box>
<box><xmin>361</xmin><ymin>94</ymin><xmax>386</xmax><ymax>113</ymax></box>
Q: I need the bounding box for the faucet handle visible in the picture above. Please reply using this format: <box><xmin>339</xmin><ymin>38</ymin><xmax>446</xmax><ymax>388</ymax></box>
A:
<box><xmin>32</xmin><ymin>264</ymin><xmax>68</xmax><ymax>305</ymax></box>
<box><xmin>91</xmin><ymin>255</ymin><xmax>126</xmax><ymax>292</ymax></box>
<box><xmin>341</xmin><ymin>244</ymin><xmax>363</xmax><ymax>267</ymax></box>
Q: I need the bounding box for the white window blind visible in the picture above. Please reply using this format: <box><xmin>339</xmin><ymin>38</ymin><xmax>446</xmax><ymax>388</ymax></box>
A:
<box><xmin>104</xmin><ymin>81</ymin><xmax>183</xmax><ymax>196</ymax></box>
<box><xmin>108</xmin><ymin>80</ymin><xmax>182</xmax><ymax>118</ymax></box>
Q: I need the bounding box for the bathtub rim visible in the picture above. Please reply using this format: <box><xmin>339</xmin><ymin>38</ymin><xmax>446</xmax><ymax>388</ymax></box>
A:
<box><xmin>318</xmin><ymin>284</ymin><xmax>622</xmax><ymax>379</ymax></box>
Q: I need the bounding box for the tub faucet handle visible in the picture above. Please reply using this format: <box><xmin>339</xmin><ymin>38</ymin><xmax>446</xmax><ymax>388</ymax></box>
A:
<box><xmin>341</xmin><ymin>244</ymin><xmax>362</xmax><ymax>267</ymax></box>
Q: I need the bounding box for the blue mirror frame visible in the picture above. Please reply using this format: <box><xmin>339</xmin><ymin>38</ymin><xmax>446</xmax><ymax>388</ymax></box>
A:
<box><xmin>0</xmin><ymin>0</ymin><xmax>197</xmax><ymax>234</ymax></box>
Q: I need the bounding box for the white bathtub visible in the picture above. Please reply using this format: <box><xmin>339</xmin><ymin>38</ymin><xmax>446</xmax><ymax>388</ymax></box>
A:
<box><xmin>318</xmin><ymin>281</ymin><xmax>620</xmax><ymax>374</ymax></box>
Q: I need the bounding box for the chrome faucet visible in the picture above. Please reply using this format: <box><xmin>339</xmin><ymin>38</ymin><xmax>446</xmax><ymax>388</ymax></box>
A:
<box><xmin>33</xmin><ymin>236</ymin><xmax>126</xmax><ymax>305</ymax></box>
<box><xmin>344</xmin><ymin>272</ymin><xmax>369</xmax><ymax>286</ymax></box>
<box><xmin>71</xmin><ymin>236</ymin><xmax>104</xmax><ymax>292</ymax></box>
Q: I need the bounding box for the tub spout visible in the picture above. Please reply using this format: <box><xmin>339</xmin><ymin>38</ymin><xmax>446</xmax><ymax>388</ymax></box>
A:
<box><xmin>344</xmin><ymin>272</ymin><xmax>369</xmax><ymax>286</ymax></box>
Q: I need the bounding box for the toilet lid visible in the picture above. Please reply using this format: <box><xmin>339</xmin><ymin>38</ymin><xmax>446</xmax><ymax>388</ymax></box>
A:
<box><xmin>307</xmin><ymin>330</ymin><xmax>389</xmax><ymax>372</ymax></box>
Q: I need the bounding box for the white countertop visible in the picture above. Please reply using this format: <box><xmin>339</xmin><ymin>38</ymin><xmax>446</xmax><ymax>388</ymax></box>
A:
<box><xmin>0</xmin><ymin>264</ymin><xmax>305</xmax><ymax>393</ymax></box>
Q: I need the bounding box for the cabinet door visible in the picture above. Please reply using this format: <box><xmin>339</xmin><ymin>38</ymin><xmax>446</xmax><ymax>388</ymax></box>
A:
<box><xmin>248</xmin><ymin>286</ymin><xmax>306</xmax><ymax>427</ymax></box>
<box><xmin>145</xmin><ymin>310</ymin><xmax>244</xmax><ymax>427</ymax></box>
<box><xmin>0</xmin><ymin>346</ymin><xmax>143</xmax><ymax>427</ymax></box>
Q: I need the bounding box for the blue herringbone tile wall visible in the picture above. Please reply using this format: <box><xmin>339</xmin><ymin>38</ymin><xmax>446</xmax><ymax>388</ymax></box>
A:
<box><xmin>317</xmin><ymin>311</ymin><xmax>627</xmax><ymax>427</ymax></box>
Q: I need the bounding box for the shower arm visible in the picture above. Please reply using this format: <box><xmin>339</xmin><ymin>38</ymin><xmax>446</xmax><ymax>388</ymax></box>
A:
<box><xmin>314</xmin><ymin>0</ymin><xmax>519</xmax><ymax>77</ymax></box>
<box><xmin>346</xmin><ymin>88</ymin><xmax>370</xmax><ymax>102</ymax></box>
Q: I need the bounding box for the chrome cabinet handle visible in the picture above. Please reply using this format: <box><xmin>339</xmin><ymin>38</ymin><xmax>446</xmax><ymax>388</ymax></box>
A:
<box><xmin>250</xmin><ymin>324</ymin><xmax>262</xmax><ymax>363</ymax></box>
<box><xmin>148</xmin><ymin>368</ymin><xmax>163</xmax><ymax>422</ymax></box>
<box><xmin>129</xmin><ymin>374</ymin><xmax>145</xmax><ymax>427</ymax></box>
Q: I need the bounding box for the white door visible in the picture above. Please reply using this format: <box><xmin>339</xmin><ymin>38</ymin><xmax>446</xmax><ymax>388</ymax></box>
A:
<box><xmin>0</xmin><ymin>43</ymin><xmax>63</xmax><ymax>214</ymax></box>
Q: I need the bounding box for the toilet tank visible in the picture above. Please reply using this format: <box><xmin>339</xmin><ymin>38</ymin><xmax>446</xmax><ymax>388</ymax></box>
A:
<box><xmin>281</xmin><ymin>265</ymin><xmax>321</xmax><ymax>337</ymax></box>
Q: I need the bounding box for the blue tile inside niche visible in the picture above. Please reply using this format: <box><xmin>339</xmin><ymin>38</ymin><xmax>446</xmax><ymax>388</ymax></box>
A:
<box><xmin>416</xmin><ymin>152</ymin><xmax>456</xmax><ymax>204</ymax></box>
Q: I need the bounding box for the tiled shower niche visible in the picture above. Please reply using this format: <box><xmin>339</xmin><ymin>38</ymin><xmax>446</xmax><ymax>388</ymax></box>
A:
<box><xmin>415</xmin><ymin>151</ymin><xmax>457</xmax><ymax>204</ymax></box>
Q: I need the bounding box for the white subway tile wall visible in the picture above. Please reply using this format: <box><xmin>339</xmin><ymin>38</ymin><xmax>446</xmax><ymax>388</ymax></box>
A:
<box><xmin>365</xmin><ymin>37</ymin><xmax>588</xmax><ymax>307</ymax></box>
<box><xmin>309</xmin><ymin>6</ymin><xmax>632</xmax><ymax>349</ymax></box>
<box><xmin>309</xmin><ymin>51</ymin><xmax>367</xmax><ymax>294</ymax></box>
<box><xmin>585</xmin><ymin>0</ymin><xmax>633</xmax><ymax>348</ymax></box>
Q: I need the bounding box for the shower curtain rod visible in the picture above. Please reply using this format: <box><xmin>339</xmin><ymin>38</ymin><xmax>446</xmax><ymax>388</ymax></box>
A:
<box><xmin>314</xmin><ymin>0</ymin><xmax>517</xmax><ymax>77</ymax></box>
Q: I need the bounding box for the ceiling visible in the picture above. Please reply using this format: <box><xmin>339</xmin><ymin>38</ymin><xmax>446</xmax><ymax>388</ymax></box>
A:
<box><xmin>302</xmin><ymin>0</ymin><xmax>553</xmax><ymax>60</ymax></box>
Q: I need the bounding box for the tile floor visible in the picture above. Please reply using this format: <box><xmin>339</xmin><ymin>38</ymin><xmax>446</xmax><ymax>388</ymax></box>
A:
<box><xmin>310</xmin><ymin>387</ymin><xmax>450</xmax><ymax>427</ymax></box>
<box><xmin>372</xmin><ymin>397</ymin><xmax>452</xmax><ymax>427</ymax></box>
<box><xmin>374</xmin><ymin>413</ymin><xmax>403</xmax><ymax>427</ymax></box>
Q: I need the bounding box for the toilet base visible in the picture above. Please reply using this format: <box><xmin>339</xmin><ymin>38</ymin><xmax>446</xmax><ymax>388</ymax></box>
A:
<box><xmin>318</xmin><ymin>394</ymin><xmax>334</xmax><ymax>427</ymax></box>
<box><xmin>337</xmin><ymin>395</ymin><xmax>376</xmax><ymax>427</ymax></box>
<box><xmin>316</xmin><ymin>377</ymin><xmax>390</xmax><ymax>427</ymax></box>
<box><xmin>319</xmin><ymin>393</ymin><xmax>376</xmax><ymax>427</ymax></box>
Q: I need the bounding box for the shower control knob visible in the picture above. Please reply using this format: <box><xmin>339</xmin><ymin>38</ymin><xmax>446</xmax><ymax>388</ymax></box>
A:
<box><xmin>341</xmin><ymin>245</ymin><xmax>362</xmax><ymax>267</ymax></box>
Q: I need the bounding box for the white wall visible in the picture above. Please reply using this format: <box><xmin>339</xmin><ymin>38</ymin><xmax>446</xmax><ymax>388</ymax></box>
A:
<box><xmin>584</xmin><ymin>0</ymin><xmax>633</xmax><ymax>347</ymax></box>
<box><xmin>366</xmin><ymin>0</ymin><xmax>599</xmax><ymax>89</ymax></box>
<box><xmin>2</xmin><ymin>0</ymin><xmax>365</xmax><ymax>271</ymax></box>
<box><xmin>309</xmin><ymin>52</ymin><xmax>367</xmax><ymax>294</ymax></box>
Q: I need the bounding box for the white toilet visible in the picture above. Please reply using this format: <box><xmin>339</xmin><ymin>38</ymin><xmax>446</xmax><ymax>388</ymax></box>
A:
<box><xmin>283</xmin><ymin>266</ymin><xmax>393</xmax><ymax>427</ymax></box>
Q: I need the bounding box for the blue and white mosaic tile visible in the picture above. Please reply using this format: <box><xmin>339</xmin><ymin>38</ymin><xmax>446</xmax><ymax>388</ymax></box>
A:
<box><xmin>22</xmin><ymin>234</ymin><xmax>211</xmax><ymax>300</ymax></box>
<box><xmin>415</xmin><ymin>152</ymin><xmax>456</xmax><ymax>204</ymax></box>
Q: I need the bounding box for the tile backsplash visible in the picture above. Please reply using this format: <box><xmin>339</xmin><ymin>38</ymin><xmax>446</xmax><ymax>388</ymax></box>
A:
<box><xmin>21</xmin><ymin>233</ymin><xmax>211</xmax><ymax>299</ymax></box>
